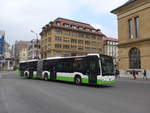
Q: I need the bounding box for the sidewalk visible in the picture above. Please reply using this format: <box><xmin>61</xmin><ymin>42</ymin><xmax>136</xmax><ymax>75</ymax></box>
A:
<box><xmin>117</xmin><ymin>75</ymin><xmax>149</xmax><ymax>82</ymax></box>
<box><xmin>0</xmin><ymin>71</ymin><xmax>16</xmax><ymax>75</ymax></box>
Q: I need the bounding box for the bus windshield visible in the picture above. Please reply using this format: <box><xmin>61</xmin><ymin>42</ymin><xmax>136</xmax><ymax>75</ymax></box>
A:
<box><xmin>100</xmin><ymin>55</ymin><xmax>114</xmax><ymax>76</ymax></box>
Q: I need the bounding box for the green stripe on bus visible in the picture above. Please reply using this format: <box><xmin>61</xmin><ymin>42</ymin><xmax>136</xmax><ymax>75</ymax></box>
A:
<box><xmin>56</xmin><ymin>76</ymin><xmax>74</xmax><ymax>82</ymax></box>
<box><xmin>16</xmin><ymin>70</ymin><xmax>21</xmax><ymax>77</ymax></box>
<box><xmin>33</xmin><ymin>74</ymin><xmax>37</xmax><ymax>78</ymax></box>
<box><xmin>82</xmin><ymin>78</ymin><xmax>88</xmax><ymax>83</ymax></box>
<box><xmin>97</xmin><ymin>80</ymin><xmax>116</xmax><ymax>85</ymax></box>
<box><xmin>56</xmin><ymin>76</ymin><xmax>89</xmax><ymax>84</ymax></box>
<box><xmin>48</xmin><ymin>75</ymin><xmax>51</xmax><ymax>79</ymax></box>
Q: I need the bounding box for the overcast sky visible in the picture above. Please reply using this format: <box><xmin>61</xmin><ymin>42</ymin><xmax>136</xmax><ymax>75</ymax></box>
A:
<box><xmin>0</xmin><ymin>0</ymin><xmax>127</xmax><ymax>45</ymax></box>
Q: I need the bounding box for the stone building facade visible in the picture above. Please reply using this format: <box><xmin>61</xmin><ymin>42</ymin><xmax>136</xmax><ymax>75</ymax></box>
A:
<box><xmin>40</xmin><ymin>18</ymin><xmax>105</xmax><ymax>58</ymax></box>
<box><xmin>19</xmin><ymin>48</ymin><xmax>28</xmax><ymax>61</ymax></box>
<box><xmin>28</xmin><ymin>39</ymin><xmax>41</xmax><ymax>60</ymax></box>
<box><xmin>13</xmin><ymin>41</ymin><xmax>30</xmax><ymax>64</ymax></box>
<box><xmin>112</xmin><ymin>0</ymin><xmax>150</xmax><ymax>77</ymax></box>
<box><xmin>103</xmin><ymin>37</ymin><xmax>118</xmax><ymax>65</ymax></box>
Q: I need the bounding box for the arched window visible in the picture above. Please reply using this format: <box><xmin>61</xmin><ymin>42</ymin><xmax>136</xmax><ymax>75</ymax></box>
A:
<box><xmin>129</xmin><ymin>48</ymin><xmax>141</xmax><ymax>69</ymax></box>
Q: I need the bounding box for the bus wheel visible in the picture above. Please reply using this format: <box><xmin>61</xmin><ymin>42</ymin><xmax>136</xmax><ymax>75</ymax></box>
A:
<box><xmin>44</xmin><ymin>74</ymin><xmax>48</xmax><ymax>81</ymax></box>
<box><xmin>75</xmin><ymin>76</ymin><xmax>82</xmax><ymax>85</ymax></box>
<box><xmin>25</xmin><ymin>73</ymin><xmax>29</xmax><ymax>79</ymax></box>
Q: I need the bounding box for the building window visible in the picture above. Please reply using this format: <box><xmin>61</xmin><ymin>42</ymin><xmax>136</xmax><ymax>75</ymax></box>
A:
<box><xmin>85</xmin><ymin>34</ymin><xmax>91</xmax><ymax>39</ymax></box>
<box><xmin>91</xmin><ymin>48</ymin><xmax>96</xmax><ymax>51</ymax></box>
<box><xmin>129</xmin><ymin>48</ymin><xmax>141</xmax><ymax>69</ymax></box>
<box><xmin>63</xmin><ymin>45</ymin><xmax>70</xmax><ymax>49</ymax></box>
<box><xmin>64</xmin><ymin>23</ymin><xmax>69</xmax><ymax>27</ymax></box>
<box><xmin>92</xmin><ymin>29</ymin><xmax>96</xmax><ymax>32</ymax></box>
<box><xmin>55</xmin><ymin>28</ymin><xmax>62</xmax><ymax>35</ymax></box>
<box><xmin>78</xmin><ymin>46</ymin><xmax>84</xmax><ymax>50</ymax></box>
<box><xmin>96</xmin><ymin>42</ymin><xmax>100</xmax><ymax>46</ymax></box>
<box><xmin>79</xmin><ymin>27</ymin><xmax>83</xmax><ymax>30</ymax></box>
<box><xmin>78</xmin><ymin>33</ymin><xmax>84</xmax><ymax>38</ymax></box>
<box><xmin>55</xmin><ymin>36</ymin><xmax>62</xmax><ymax>42</ymax></box>
<box><xmin>63</xmin><ymin>38</ymin><xmax>70</xmax><ymax>42</ymax></box>
<box><xmin>128</xmin><ymin>19</ymin><xmax>133</xmax><ymax>39</ymax></box>
<box><xmin>85</xmin><ymin>47</ymin><xmax>90</xmax><ymax>50</ymax></box>
<box><xmin>71</xmin><ymin>39</ymin><xmax>77</xmax><ymax>43</ymax></box>
<box><xmin>55</xmin><ymin>44</ymin><xmax>61</xmax><ymax>48</ymax></box>
<box><xmin>86</xmin><ymin>28</ymin><xmax>90</xmax><ymax>31</ymax></box>
<box><xmin>85</xmin><ymin>41</ymin><xmax>90</xmax><ymax>45</ymax></box>
<box><xmin>70</xmin><ymin>32</ymin><xmax>77</xmax><ymax>37</ymax></box>
<box><xmin>97</xmin><ymin>36</ymin><xmax>101</xmax><ymax>40</ymax></box>
<box><xmin>48</xmin><ymin>44</ymin><xmax>51</xmax><ymax>49</ymax></box>
<box><xmin>71</xmin><ymin>45</ymin><xmax>76</xmax><ymax>49</ymax></box>
<box><xmin>107</xmin><ymin>41</ymin><xmax>110</xmax><ymax>45</ymax></box>
<box><xmin>56</xmin><ymin>22</ymin><xmax>61</xmax><ymax>26</ymax></box>
<box><xmin>45</xmin><ymin>45</ymin><xmax>47</xmax><ymax>50</ymax></box>
<box><xmin>64</xmin><ymin>30</ymin><xmax>70</xmax><ymax>36</ymax></box>
<box><xmin>48</xmin><ymin>37</ymin><xmax>51</xmax><ymax>42</ymax></box>
<box><xmin>78</xmin><ymin>40</ymin><xmax>84</xmax><ymax>44</ymax></box>
<box><xmin>71</xmin><ymin>25</ymin><xmax>77</xmax><ymax>29</ymax></box>
<box><xmin>91</xmin><ymin>41</ymin><xmax>96</xmax><ymax>46</ymax></box>
<box><xmin>91</xmin><ymin>35</ymin><xmax>96</xmax><ymax>40</ymax></box>
<box><xmin>45</xmin><ymin>39</ymin><xmax>47</xmax><ymax>43</ymax></box>
<box><xmin>135</xmin><ymin>17</ymin><xmax>140</xmax><ymax>38</ymax></box>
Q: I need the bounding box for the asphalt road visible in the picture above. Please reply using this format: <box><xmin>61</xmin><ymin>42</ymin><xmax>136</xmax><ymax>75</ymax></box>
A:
<box><xmin>0</xmin><ymin>72</ymin><xmax>150</xmax><ymax>113</ymax></box>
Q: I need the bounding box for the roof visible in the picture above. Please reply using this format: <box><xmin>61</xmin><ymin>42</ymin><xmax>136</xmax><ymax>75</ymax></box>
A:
<box><xmin>40</xmin><ymin>17</ymin><xmax>106</xmax><ymax>36</ymax></box>
<box><xmin>55</xmin><ymin>18</ymin><xmax>95</xmax><ymax>29</ymax></box>
<box><xmin>111</xmin><ymin>0</ymin><xmax>136</xmax><ymax>13</ymax></box>
<box><xmin>103</xmin><ymin>37</ymin><xmax>118</xmax><ymax>42</ymax></box>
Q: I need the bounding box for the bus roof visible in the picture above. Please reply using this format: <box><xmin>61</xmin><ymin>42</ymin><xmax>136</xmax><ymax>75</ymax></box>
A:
<box><xmin>87</xmin><ymin>53</ymin><xmax>100</xmax><ymax>56</ymax></box>
<box><xmin>19</xmin><ymin>54</ymin><xmax>108</xmax><ymax>63</ymax></box>
<box><xmin>19</xmin><ymin>59</ymin><xmax>38</xmax><ymax>63</ymax></box>
<box><xmin>45</xmin><ymin>54</ymin><xmax>100</xmax><ymax>60</ymax></box>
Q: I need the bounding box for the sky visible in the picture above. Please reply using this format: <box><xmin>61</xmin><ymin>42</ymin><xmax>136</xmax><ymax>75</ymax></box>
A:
<box><xmin>0</xmin><ymin>0</ymin><xmax>128</xmax><ymax>45</ymax></box>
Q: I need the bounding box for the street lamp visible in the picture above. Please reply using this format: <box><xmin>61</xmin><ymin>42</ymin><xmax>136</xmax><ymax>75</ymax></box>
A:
<box><xmin>30</xmin><ymin>30</ymin><xmax>39</xmax><ymax>59</ymax></box>
<box><xmin>31</xmin><ymin>30</ymin><xmax>38</xmax><ymax>39</ymax></box>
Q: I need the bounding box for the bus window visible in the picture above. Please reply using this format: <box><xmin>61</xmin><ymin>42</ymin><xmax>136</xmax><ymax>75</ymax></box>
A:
<box><xmin>100</xmin><ymin>55</ymin><xmax>114</xmax><ymax>76</ymax></box>
<box><xmin>73</xmin><ymin>57</ymin><xmax>88</xmax><ymax>74</ymax></box>
<box><xmin>57</xmin><ymin>63</ymin><xmax>64</xmax><ymax>72</ymax></box>
<box><xmin>89</xmin><ymin>60</ymin><xmax>100</xmax><ymax>75</ymax></box>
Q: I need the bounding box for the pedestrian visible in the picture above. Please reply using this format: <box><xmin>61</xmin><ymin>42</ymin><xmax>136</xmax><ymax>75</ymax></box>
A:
<box><xmin>115</xmin><ymin>69</ymin><xmax>120</xmax><ymax>78</ymax></box>
<box><xmin>143</xmin><ymin>70</ymin><xmax>148</xmax><ymax>80</ymax></box>
<box><xmin>132</xmin><ymin>70</ymin><xmax>137</xmax><ymax>80</ymax></box>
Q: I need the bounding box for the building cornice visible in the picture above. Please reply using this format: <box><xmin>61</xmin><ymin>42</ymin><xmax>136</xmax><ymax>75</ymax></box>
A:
<box><xmin>111</xmin><ymin>0</ymin><xmax>136</xmax><ymax>14</ymax></box>
<box><xmin>40</xmin><ymin>25</ymin><xmax>105</xmax><ymax>37</ymax></box>
<box><xmin>40</xmin><ymin>18</ymin><xmax>106</xmax><ymax>37</ymax></box>
<box><xmin>118</xmin><ymin>1</ymin><xmax>150</xmax><ymax>19</ymax></box>
<box><xmin>118</xmin><ymin>37</ymin><xmax>150</xmax><ymax>47</ymax></box>
<box><xmin>111</xmin><ymin>0</ymin><xmax>149</xmax><ymax>16</ymax></box>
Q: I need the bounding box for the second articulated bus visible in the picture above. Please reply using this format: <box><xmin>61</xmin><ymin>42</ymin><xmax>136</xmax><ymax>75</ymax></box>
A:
<box><xmin>19</xmin><ymin>54</ymin><xmax>116</xmax><ymax>85</ymax></box>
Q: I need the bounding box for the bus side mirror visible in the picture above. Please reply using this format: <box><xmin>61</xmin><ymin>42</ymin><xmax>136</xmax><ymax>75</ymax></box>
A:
<box><xmin>86</xmin><ymin>70</ymin><xmax>89</xmax><ymax>75</ymax></box>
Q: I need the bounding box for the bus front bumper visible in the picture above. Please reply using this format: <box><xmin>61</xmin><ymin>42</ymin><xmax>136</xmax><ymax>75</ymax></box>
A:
<box><xmin>97</xmin><ymin>76</ymin><xmax>116</xmax><ymax>85</ymax></box>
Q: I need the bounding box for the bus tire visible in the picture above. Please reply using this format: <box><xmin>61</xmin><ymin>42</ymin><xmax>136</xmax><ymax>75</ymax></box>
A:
<box><xmin>25</xmin><ymin>72</ymin><xmax>29</xmax><ymax>79</ymax></box>
<box><xmin>44</xmin><ymin>73</ymin><xmax>48</xmax><ymax>81</ymax></box>
<box><xmin>74</xmin><ymin>75</ymin><xmax>82</xmax><ymax>85</ymax></box>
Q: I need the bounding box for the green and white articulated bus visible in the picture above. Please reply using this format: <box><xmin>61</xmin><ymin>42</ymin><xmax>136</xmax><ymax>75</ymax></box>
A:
<box><xmin>19</xmin><ymin>54</ymin><xmax>116</xmax><ymax>85</ymax></box>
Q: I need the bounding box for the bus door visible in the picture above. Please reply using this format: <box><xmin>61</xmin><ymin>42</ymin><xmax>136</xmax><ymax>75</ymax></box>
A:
<box><xmin>50</xmin><ymin>66</ymin><xmax>56</xmax><ymax>80</ymax></box>
<box><xmin>37</xmin><ymin>60</ymin><xmax>43</xmax><ymax>78</ymax></box>
<box><xmin>88</xmin><ymin>56</ymin><xmax>98</xmax><ymax>85</ymax></box>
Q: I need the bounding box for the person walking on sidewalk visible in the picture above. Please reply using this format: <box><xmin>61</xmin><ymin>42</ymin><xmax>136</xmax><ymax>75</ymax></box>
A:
<box><xmin>143</xmin><ymin>70</ymin><xmax>148</xmax><ymax>80</ymax></box>
<box><xmin>132</xmin><ymin>70</ymin><xmax>137</xmax><ymax>80</ymax></box>
<box><xmin>115</xmin><ymin>69</ymin><xmax>120</xmax><ymax>78</ymax></box>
